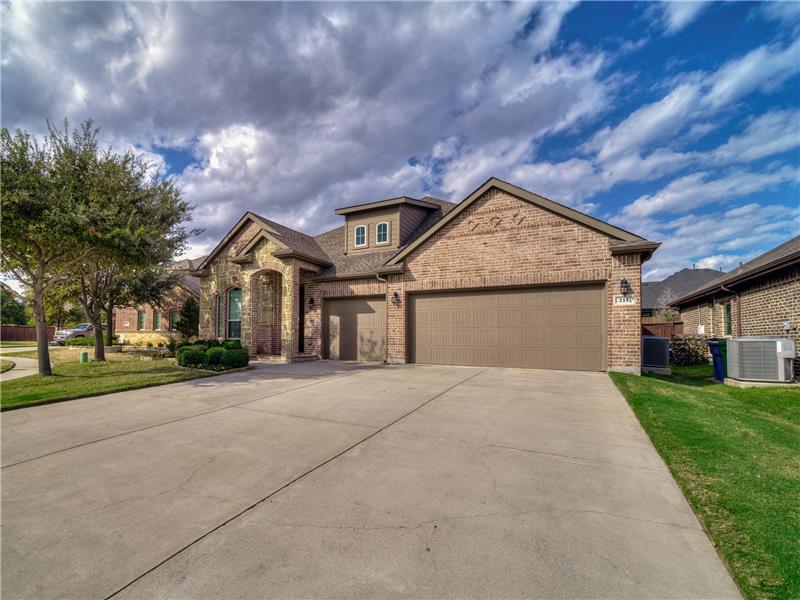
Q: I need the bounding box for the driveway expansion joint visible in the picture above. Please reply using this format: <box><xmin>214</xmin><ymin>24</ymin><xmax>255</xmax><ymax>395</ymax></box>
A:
<box><xmin>103</xmin><ymin>368</ymin><xmax>487</xmax><ymax>600</ymax></box>
<box><xmin>2</xmin><ymin>369</ymin><xmax>367</xmax><ymax>470</ymax></box>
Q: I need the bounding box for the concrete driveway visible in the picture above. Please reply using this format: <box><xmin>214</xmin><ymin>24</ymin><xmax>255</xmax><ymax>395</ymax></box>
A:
<box><xmin>1</xmin><ymin>362</ymin><xmax>739</xmax><ymax>599</ymax></box>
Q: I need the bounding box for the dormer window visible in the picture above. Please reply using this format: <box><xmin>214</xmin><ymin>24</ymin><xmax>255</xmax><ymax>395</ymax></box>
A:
<box><xmin>376</xmin><ymin>222</ymin><xmax>389</xmax><ymax>245</ymax></box>
<box><xmin>354</xmin><ymin>225</ymin><xmax>367</xmax><ymax>248</ymax></box>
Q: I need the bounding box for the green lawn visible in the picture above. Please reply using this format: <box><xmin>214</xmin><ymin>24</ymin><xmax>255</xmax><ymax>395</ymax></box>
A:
<box><xmin>0</xmin><ymin>340</ymin><xmax>39</xmax><ymax>348</ymax></box>
<box><xmin>0</xmin><ymin>359</ymin><xmax>14</xmax><ymax>373</ymax></box>
<box><xmin>0</xmin><ymin>348</ymin><xmax>215</xmax><ymax>410</ymax></box>
<box><xmin>610</xmin><ymin>364</ymin><xmax>800</xmax><ymax>600</ymax></box>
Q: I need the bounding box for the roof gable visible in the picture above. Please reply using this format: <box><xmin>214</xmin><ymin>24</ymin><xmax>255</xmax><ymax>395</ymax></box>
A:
<box><xmin>386</xmin><ymin>177</ymin><xmax>649</xmax><ymax>266</ymax></box>
<box><xmin>195</xmin><ymin>212</ymin><xmax>288</xmax><ymax>271</ymax></box>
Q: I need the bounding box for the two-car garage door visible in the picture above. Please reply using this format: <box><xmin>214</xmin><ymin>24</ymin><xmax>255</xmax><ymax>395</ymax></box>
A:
<box><xmin>409</xmin><ymin>284</ymin><xmax>606</xmax><ymax>371</ymax></box>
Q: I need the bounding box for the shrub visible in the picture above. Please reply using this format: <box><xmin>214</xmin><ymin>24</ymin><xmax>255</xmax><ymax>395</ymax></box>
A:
<box><xmin>177</xmin><ymin>348</ymin><xmax>205</xmax><ymax>368</ymax></box>
<box><xmin>176</xmin><ymin>344</ymin><xmax>207</xmax><ymax>365</ymax></box>
<box><xmin>220</xmin><ymin>348</ymin><xmax>250</xmax><ymax>369</ymax></box>
<box><xmin>65</xmin><ymin>337</ymin><xmax>95</xmax><ymax>346</ymax></box>
<box><xmin>222</xmin><ymin>339</ymin><xmax>242</xmax><ymax>350</ymax></box>
<box><xmin>167</xmin><ymin>338</ymin><xmax>178</xmax><ymax>353</ymax></box>
<box><xmin>671</xmin><ymin>335</ymin><xmax>709</xmax><ymax>365</ymax></box>
<box><xmin>205</xmin><ymin>346</ymin><xmax>226</xmax><ymax>367</ymax></box>
<box><xmin>120</xmin><ymin>332</ymin><xmax>171</xmax><ymax>348</ymax></box>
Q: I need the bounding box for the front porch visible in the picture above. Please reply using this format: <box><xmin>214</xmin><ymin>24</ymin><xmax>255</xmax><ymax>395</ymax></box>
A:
<box><xmin>196</xmin><ymin>240</ymin><xmax>324</xmax><ymax>363</ymax></box>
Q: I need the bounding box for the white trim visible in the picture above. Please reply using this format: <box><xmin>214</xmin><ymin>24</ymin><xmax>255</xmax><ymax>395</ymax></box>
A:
<box><xmin>376</xmin><ymin>222</ymin><xmax>390</xmax><ymax>245</ymax></box>
<box><xmin>354</xmin><ymin>224</ymin><xmax>368</xmax><ymax>248</ymax></box>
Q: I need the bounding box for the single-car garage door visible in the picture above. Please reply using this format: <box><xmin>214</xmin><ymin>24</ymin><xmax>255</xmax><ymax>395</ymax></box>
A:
<box><xmin>325</xmin><ymin>297</ymin><xmax>386</xmax><ymax>361</ymax></box>
<box><xmin>409</xmin><ymin>284</ymin><xmax>606</xmax><ymax>371</ymax></box>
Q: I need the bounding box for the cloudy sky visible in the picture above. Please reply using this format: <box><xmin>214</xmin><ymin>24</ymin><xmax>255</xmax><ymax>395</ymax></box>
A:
<box><xmin>3</xmin><ymin>1</ymin><xmax>799</xmax><ymax>280</ymax></box>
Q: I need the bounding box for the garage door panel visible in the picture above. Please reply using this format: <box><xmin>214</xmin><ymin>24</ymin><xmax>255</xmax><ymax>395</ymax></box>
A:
<box><xmin>409</xmin><ymin>285</ymin><xmax>605</xmax><ymax>372</ymax></box>
<box><xmin>326</xmin><ymin>297</ymin><xmax>386</xmax><ymax>362</ymax></box>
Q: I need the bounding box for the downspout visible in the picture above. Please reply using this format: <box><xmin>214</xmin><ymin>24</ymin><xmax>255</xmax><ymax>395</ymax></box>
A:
<box><xmin>376</xmin><ymin>273</ymin><xmax>390</xmax><ymax>363</ymax></box>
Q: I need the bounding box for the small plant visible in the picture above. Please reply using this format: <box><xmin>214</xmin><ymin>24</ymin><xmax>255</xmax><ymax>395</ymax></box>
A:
<box><xmin>220</xmin><ymin>348</ymin><xmax>250</xmax><ymax>369</ymax></box>
<box><xmin>167</xmin><ymin>338</ymin><xmax>178</xmax><ymax>353</ymax></box>
<box><xmin>205</xmin><ymin>346</ymin><xmax>226</xmax><ymax>367</ymax></box>
<box><xmin>222</xmin><ymin>339</ymin><xmax>242</xmax><ymax>350</ymax></box>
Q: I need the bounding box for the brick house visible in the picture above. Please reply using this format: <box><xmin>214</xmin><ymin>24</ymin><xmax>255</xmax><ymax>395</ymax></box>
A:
<box><xmin>191</xmin><ymin>178</ymin><xmax>659</xmax><ymax>373</ymax></box>
<box><xmin>114</xmin><ymin>258</ymin><xmax>203</xmax><ymax>339</ymax></box>
<box><xmin>671</xmin><ymin>235</ymin><xmax>800</xmax><ymax>378</ymax></box>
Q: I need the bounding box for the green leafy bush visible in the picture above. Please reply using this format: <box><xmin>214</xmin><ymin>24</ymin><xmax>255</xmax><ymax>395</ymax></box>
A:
<box><xmin>220</xmin><ymin>348</ymin><xmax>249</xmax><ymax>369</ymax></box>
<box><xmin>205</xmin><ymin>346</ymin><xmax>226</xmax><ymax>367</ymax></box>
<box><xmin>167</xmin><ymin>338</ymin><xmax>178</xmax><ymax>353</ymax></box>
<box><xmin>177</xmin><ymin>347</ymin><xmax>205</xmax><ymax>368</ymax></box>
<box><xmin>65</xmin><ymin>337</ymin><xmax>94</xmax><ymax>346</ymax></box>
<box><xmin>176</xmin><ymin>344</ymin><xmax>207</xmax><ymax>365</ymax></box>
<box><xmin>671</xmin><ymin>335</ymin><xmax>709</xmax><ymax>365</ymax></box>
<box><xmin>222</xmin><ymin>339</ymin><xmax>242</xmax><ymax>350</ymax></box>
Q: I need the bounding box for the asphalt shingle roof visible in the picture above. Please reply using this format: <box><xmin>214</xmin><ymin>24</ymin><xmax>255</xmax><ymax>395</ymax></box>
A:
<box><xmin>672</xmin><ymin>234</ymin><xmax>800</xmax><ymax>306</ymax></box>
<box><xmin>642</xmin><ymin>268</ymin><xmax>725</xmax><ymax>309</ymax></box>
<box><xmin>313</xmin><ymin>196</ymin><xmax>457</xmax><ymax>278</ymax></box>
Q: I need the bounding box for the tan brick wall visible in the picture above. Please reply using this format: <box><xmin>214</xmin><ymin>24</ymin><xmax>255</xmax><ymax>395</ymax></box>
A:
<box><xmin>202</xmin><ymin>189</ymin><xmax>647</xmax><ymax>370</ymax></box>
<box><xmin>678</xmin><ymin>267</ymin><xmax>799</xmax><ymax>378</ymax></box>
<box><xmin>381</xmin><ymin>188</ymin><xmax>642</xmax><ymax>370</ymax></box>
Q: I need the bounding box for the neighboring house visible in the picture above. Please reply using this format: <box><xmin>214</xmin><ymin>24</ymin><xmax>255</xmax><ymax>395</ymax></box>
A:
<box><xmin>114</xmin><ymin>258</ymin><xmax>204</xmax><ymax>338</ymax></box>
<box><xmin>671</xmin><ymin>235</ymin><xmax>800</xmax><ymax>378</ymax></box>
<box><xmin>191</xmin><ymin>177</ymin><xmax>659</xmax><ymax>373</ymax></box>
<box><xmin>641</xmin><ymin>267</ymin><xmax>725</xmax><ymax>317</ymax></box>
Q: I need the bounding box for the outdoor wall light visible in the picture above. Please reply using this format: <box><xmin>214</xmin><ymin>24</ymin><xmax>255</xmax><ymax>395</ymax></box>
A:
<box><xmin>308</xmin><ymin>297</ymin><xmax>315</xmax><ymax>309</ymax></box>
<box><xmin>620</xmin><ymin>278</ymin><xmax>631</xmax><ymax>295</ymax></box>
<box><xmin>391</xmin><ymin>291</ymin><xmax>401</xmax><ymax>306</ymax></box>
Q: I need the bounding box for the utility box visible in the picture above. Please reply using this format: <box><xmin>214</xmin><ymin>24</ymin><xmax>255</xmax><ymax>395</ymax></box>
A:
<box><xmin>642</xmin><ymin>335</ymin><xmax>670</xmax><ymax>375</ymax></box>
<box><xmin>727</xmin><ymin>337</ymin><xmax>796</xmax><ymax>383</ymax></box>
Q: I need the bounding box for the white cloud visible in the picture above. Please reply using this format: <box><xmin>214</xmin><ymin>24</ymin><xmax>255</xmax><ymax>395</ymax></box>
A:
<box><xmin>585</xmin><ymin>83</ymin><xmax>701</xmax><ymax>161</ymax></box>
<box><xmin>640</xmin><ymin>203</ymin><xmax>799</xmax><ymax>280</ymax></box>
<box><xmin>707</xmin><ymin>108</ymin><xmax>800</xmax><ymax>164</ymax></box>
<box><xmin>704</xmin><ymin>39</ymin><xmax>800</xmax><ymax>108</ymax></box>
<box><xmin>654</xmin><ymin>1</ymin><xmax>711</xmax><ymax>35</ymax></box>
<box><xmin>622</xmin><ymin>166</ymin><xmax>798</xmax><ymax>218</ymax></box>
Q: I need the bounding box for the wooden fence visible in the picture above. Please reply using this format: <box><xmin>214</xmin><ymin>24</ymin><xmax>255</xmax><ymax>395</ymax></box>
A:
<box><xmin>642</xmin><ymin>321</ymin><xmax>684</xmax><ymax>338</ymax></box>
<box><xmin>0</xmin><ymin>324</ymin><xmax>55</xmax><ymax>341</ymax></box>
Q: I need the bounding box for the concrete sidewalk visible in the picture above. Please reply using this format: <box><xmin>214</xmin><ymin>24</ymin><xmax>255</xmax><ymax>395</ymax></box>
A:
<box><xmin>0</xmin><ymin>355</ymin><xmax>40</xmax><ymax>381</ymax></box>
<box><xmin>2</xmin><ymin>362</ymin><xmax>740</xmax><ymax>599</ymax></box>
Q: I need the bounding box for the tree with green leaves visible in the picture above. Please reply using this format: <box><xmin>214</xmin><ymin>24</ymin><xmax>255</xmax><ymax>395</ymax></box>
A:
<box><xmin>1</xmin><ymin>122</ymin><xmax>101</xmax><ymax>375</ymax></box>
<box><xmin>173</xmin><ymin>296</ymin><xmax>199</xmax><ymax>340</ymax></box>
<box><xmin>1</xmin><ymin>285</ymin><xmax>28</xmax><ymax>325</ymax></box>
<box><xmin>71</xmin><ymin>135</ymin><xmax>194</xmax><ymax>360</ymax></box>
<box><xmin>104</xmin><ymin>266</ymin><xmax>181</xmax><ymax>346</ymax></box>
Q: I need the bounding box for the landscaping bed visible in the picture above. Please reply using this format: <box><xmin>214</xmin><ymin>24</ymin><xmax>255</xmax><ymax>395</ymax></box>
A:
<box><xmin>610</xmin><ymin>364</ymin><xmax>800</xmax><ymax>600</ymax></box>
<box><xmin>0</xmin><ymin>359</ymin><xmax>15</xmax><ymax>373</ymax></box>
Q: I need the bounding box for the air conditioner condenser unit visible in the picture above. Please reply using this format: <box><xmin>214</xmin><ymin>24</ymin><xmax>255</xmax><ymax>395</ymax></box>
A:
<box><xmin>727</xmin><ymin>337</ymin><xmax>796</xmax><ymax>383</ymax></box>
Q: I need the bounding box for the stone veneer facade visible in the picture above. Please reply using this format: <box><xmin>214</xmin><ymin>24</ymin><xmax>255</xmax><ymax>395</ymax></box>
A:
<box><xmin>679</xmin><ymin>266</ymin><xmax>800</xmax><ymax>378</ymax></box>
<box><xmin>198</xmin><ymin>187</ymin><xmax>647</xmax><ymax>372</ymax></box>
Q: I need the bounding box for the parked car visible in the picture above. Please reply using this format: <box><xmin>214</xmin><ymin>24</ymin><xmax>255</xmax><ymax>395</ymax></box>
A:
<box><xmin>53</xmin><ymin>323</ymin><xmax>106</xmax><ymax>345</ymax></box>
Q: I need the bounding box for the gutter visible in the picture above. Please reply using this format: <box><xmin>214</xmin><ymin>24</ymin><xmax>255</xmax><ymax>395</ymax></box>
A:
<box><xmin>671</xmin><ymin>250</ymin><xmax>800</xmax><ymax>308</ymax></box>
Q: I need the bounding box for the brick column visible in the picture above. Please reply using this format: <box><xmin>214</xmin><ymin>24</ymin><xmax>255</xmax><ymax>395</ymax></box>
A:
<box><xmin>609</xmin><ymin>252</ymin><xmax>642</xmax><ymax>375</ymax></box>
<box><xmin>280</xmin><ymin>261</ymin><xmax>300</xmax><ymax>361</ymax></box>
<box><xmin>386</xmin><ymin>274</ymin><xmax>406</xmax><ymax>364</ymax></box>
